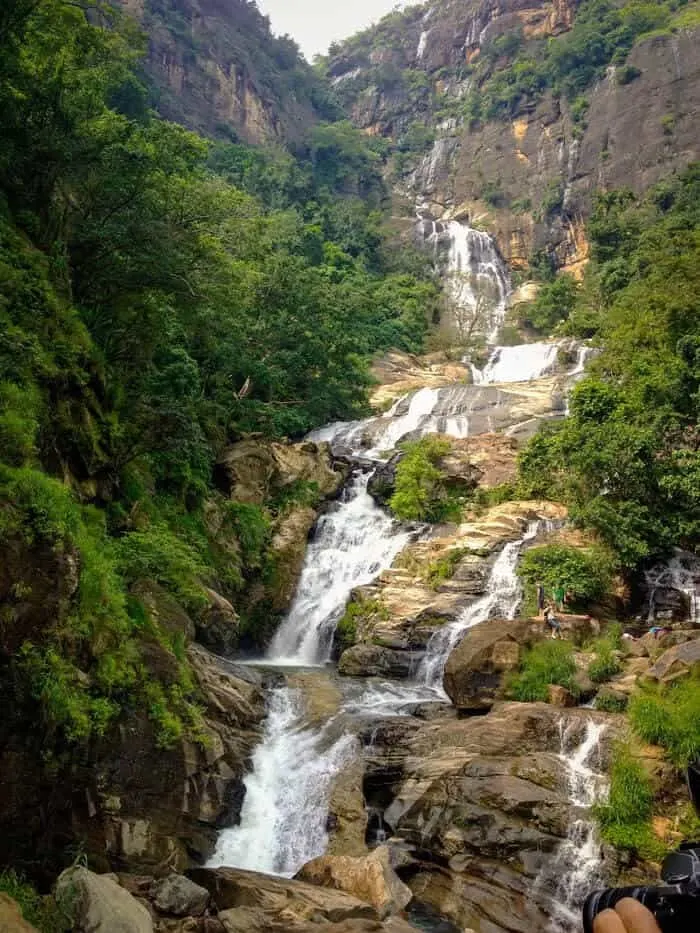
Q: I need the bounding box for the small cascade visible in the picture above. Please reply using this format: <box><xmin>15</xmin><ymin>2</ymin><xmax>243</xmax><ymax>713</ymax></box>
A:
<box><xmin>417</xmin><ymin>521</ymin><xmax>540</xmax><ymax>688</ymax></box>
<box><xmin>425</xmin><ymin>220</ymin><xmax>510</xmax><ymax>343</ymax></box>
<box><xmin>472</xmin><ymin>342</ymin><xmax>560</xmax><ymax>384</ymax></box>
<box><xmin>367</xmin><ymin>386</ymin><xmax>441</xmax><ymax>456</ymax></box>
<box><xmin>644</xmin><ymin>549</ymin><xmax>700</xmax><ymax>624</ymax></box>
<box><xmin>417</xmin><ymin>29</ymin><xmax>430</xmax><ymax>59</ymax></box>
<box><xmin>208</xmin><ymin>687</ymin><xmax>355</xmax><ymax>876</ymax></box>
<box><xmin>545</xmin><ymin>719</ymin><xmax>608</xmax><ymax>932</ymax></box>
<box><xmin>268</xmin><ymin>471</ymin><xmax>413</xmax><ymax>664</ymax></box>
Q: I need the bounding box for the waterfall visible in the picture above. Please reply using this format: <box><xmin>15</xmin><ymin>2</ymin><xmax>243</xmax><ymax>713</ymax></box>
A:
<box><xmin>426</xmin><ymin>220</ymin><xmax>510</xmax><ymax>343</ymax></box>
<box><xmin>208</xmin><ymin>688</ymin><xmax>354</xmax><ymax>876</ymax></box>
<box><xmin>644</xmin><ymin>549</ymin><xmax>700</xmax><ymax>624</ymax></box>
<box><xmin>544</xmin><ymin>719</ymin><xmax>608</xmax><ymax>932</ymax></box>
<box><xmin>472</xmin><ymin>342</ymin><xmax>560</xmax><ymax>384</ymax></box>
<box><xmin>417</xmin><ymin>29</ymin><xmax>429</xmax><ymax>59</ymax></box>
<box><xmin>417</xmin><ymin>521</ymin><xmax>540</xmax><ymax>688</ymax></box>
<box><xmin>367</xmin><ymin>387</ymin><xmax>441</xmax><ymax>456</ymax></box>
<box><xmin>268</xmin><ymin>471</ymin><xmax>413</xmax><ymax>664</ymax></box>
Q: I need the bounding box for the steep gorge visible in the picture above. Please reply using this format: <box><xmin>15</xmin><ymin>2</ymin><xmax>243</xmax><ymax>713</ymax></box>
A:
<box><xmin>326</xmin><ymin>0</ymin><xmax>700</xmax><ymax>270</ymax></box>
<box><xmin>1</xmin><ymin>2</ymin><xmax>700</xmax><ymax>932</ymax></box>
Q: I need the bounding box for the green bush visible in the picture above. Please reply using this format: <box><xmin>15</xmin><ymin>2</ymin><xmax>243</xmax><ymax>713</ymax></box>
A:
<box><xmin>0</xmin><ymin>870</ymin><xmax>70</xmax><ymax>932</ymax></box>
<box><xmin>507</xmin><ymin>640</ymin><xmax>579</xmax><ymax>702</ymax></box>
<box><xmin>116</xmin><ymin>523</ymin><xmax>209</xmax><ymax>610</ymax></box>
<box><xmin>389</xmin><ymin>438</ymin><xmax>464</xmax><ymax>523</ymax></box>
<box><xmin>629</xmin><ymin>676</ymin><xmax>700</xmax><ymax>768</ymax></box>
<box><xmin>520</xmin><ymin>274</ymin><xmax>581</xmax><ymax>333</ymax></box>
<box><xmin>594</xmin><ymin>743</ymin><xmax>663</xmax><ymax>857</ymax></box>
<box><xmin>595</xmin><ymin>687</ymin><xmax>628</xmax><ymax>713</ymax></box>
<box><xmin>588</xmin><ymin>638</ymin><xmax>622</xmax><ymax>684</ymax></box>
<box><xmin>424</xmin><ymin>548</ymin><xmax>472</xmax><ymax>589</ymax></box>
<box><xmin>517</xmin><ymin>543</ymin><xmax>614</xmax><ymax>607</ymax></box>
<box><xmin>335</xmin><ymin>598</ymin><xmax>388</xmax><ymax>652</ymax></box>
<box><xmin>225</xmin><ymin>501</ymin><xmax>270</xmax><ymax>572</ymax></box>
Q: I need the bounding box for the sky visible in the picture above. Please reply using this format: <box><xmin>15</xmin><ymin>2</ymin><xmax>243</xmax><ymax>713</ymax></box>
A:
<box><xmin>258</xmin><ymin>0</ymin><xmax>406</xmax><ymax>60</ymax></box>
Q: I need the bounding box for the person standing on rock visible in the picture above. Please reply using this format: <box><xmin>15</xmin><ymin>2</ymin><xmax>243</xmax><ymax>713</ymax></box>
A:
<box><xmin>536</xmin><ymin>581</ymin><xmax>546</xmax><ymax>617</ymax></box>
<box><xmin>553</xmin><ymin>583</ymin><xmax>566</xmax><ymax>612</ymax></box>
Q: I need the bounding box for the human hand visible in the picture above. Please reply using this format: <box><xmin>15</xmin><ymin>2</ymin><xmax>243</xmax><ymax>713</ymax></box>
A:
<box><xmin>592</xmin><ymin>898</ymin><xmax>662</xmax><ymax>933</ymax></box>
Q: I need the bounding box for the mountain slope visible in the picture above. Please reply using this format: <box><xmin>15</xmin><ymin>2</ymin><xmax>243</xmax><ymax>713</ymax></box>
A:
<box><xmin>116</xmin><ymin>0</ymin><xmax>337</xmax><ymax>143</ymax></box>
<box><xmin>325</xmin><ymin>0</ymin><xmax>700</xmax><ymax>271</ymax></box>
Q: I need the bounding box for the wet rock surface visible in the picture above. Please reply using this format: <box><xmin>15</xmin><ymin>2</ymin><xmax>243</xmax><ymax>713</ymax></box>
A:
<box><xmin>443</xmin><ymin>619</ymin><xmax>538</xmax><ymax>711</ymax></box>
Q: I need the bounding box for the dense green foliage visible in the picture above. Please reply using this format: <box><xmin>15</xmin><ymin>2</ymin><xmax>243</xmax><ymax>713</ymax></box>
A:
<box><xmin>0</xmin><ymin>870</ymin><xmax>69</xmax><ymax>932</ymax></box>
<box><xmin>518</xmin><ymin>165</ymin><xmax>700</xmax><ymax>571</ymax></box>
<box><xmin>389</xmin><ymin>438</ymin><xmax>463</xmax><ymax>522</ymax></box>
<box><xmin>517</xmin><ymin>275</ymin><xmax>581</xmax><ymax>335</ymax></box>
<box><xmin>587</xmin><ymin>638</ymin><xmax>623</xmax><ymax>684</ymax></box>
<box><xmin>594</xmin><ymin>743</ymin><xmax>662</xmax><ymax>857</ymax></box>
<box><xmin>595</xmin><ymin>687</ymin><xmax>628</xmax><ymax>712</ymax></box>
<box><xmin>517</xmin><ymin>544</ymin><xmax>614</xmax><ymax>608</ymax></box>
<box><xmin>507</xmin><ymin>640</ymin><xmax>579</xmax><ymax>702</ymax></box>
<box><xmin>0</xmin><ymin>0</ymin><xmax>439</xmax><ymax>746</ymax></box>
<box><xmin>466</xmin><ymin>0</ymin><xmax>687</xmax><ymax>122</ymax></box>
<box><xmin>335</xmin><ymin>597</ymin><xmax>388</xmax><ymax>653</ymax></box>
<box><xmin>629</xmin><ymin>677</ymin><xmax>700</xmax><ymax>768</ymax></box>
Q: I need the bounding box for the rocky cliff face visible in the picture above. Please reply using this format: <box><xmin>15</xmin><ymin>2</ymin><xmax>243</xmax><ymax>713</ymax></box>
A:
<box><xmin>116</xmin><ymin>0</ymin><xmax>331</xmax><ymax>143</ymax></box>
<box><xmin>327</xmin><ymin>0</ymin><xmax>700</xmax><ymax>270</ymax></box>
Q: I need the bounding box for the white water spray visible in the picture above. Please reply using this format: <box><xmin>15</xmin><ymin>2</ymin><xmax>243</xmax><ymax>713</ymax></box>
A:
<box><xmin>417</xmin><ymin>521</ymin><xmax>540</xmax><ymax>687</ymax></box>
<box><xmin>208</xmin><ymin>688</ymin><xmax>354</xmax><ymax>876</ymax></box>
<box><xmin>426</xmin><ymin>220</ymin><xmax>510</xmax><ymax>343</ymax></box>
<box><xmin>472</xmin><ymin>342</ymin><xmax>560</xmax><ymax>384</ymax></box>
<box><xmin>268</xmin><ymin>472</ymin><xmax>413</xmax><ymax>664</ymax></box>
<box><xmin>644</xmin><ymin>549</ymin><xmax>700</xmax><ymax>624</ymax></box>
<box><xmin>545</xmin><ymin>719</ymin><xmax>608</xmax><ymax>932</ymax></box>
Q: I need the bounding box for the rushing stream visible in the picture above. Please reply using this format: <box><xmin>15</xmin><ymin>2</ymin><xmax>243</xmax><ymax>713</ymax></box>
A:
<box><xmin>417</xmin><ymin>520</ymin><xmax>540</xmax><ymax>688</ymax></box>
<box><xmin>543</xmin><ymin>720</ymin><xmax>609</xmax><ymax>932</ymax></box>
<box><xmin>208</xmin><ymin>688</ymin><xmax>355</xmax><ymax>875</ymax></box>
<box><xmin>210</xmin><ymin>228</ymin><xmax>603</xmax><ymax>928</ymax></box>
<box><xmin>268</xmin><ymin>471</ymin><xmax>413</xmax><ymax>665</ymax></box>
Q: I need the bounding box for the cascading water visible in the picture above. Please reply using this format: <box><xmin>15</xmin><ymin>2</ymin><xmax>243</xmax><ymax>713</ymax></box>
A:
<box><xmin>417</xmin><ymin>521</ymin><xmax>540</xmax><ymax>688</ymax></box>
<box><xmin>208</xmin><ymin>688</ymin><xmax>354</xmax><ymax>876</ymax></box>
<box><xmin>268</xmin><ymin>471</ymin><xmax>413</xmax><ymax>664</ymax></box>
<box><xmin>425</xmin><ymin>220</ymin><xmax>510</xmax><ymax>343</ymax></box>
<box><xmin>544</xmin><ymin>719</ymin><xmax>608</xmax><ymax>932</ymax></box>
<box><xmin>644</xmin><ymin>549</ymin><xmax>700</xmax><ymax>624</ymax></box>
<box><xmin>472</xmin><ymin>342</ymin><xmax>560</xmax><ymax>384</ymax></box>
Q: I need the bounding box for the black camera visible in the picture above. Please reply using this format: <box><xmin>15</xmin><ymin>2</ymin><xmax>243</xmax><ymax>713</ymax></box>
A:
<box><xmin>582</xmin><ymin>759</ymin><xmax>700</xmax><ymax>933</ymax></box>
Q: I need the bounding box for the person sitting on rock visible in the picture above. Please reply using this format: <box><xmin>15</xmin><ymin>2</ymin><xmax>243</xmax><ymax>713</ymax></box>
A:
<box><xmin>536</xmin><ymin>581</ymin><xmax>546</xmax><ymax>617</ymax></box>
<box><xmin>543</xmin><ymin>605</ymin><xmax>562</xmax><ymax>639</ymax></box>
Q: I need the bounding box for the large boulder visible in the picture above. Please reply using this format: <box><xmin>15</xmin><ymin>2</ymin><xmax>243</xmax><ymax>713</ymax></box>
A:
<box><xmin>75</xmin><ymin>647</ymin><xmax>264</xmax><ymax>873</ymax></box>
<box><xmin>188</xmin><ymin>868</ymin><xmax>377</xmax><ymax>925</ymax></box>
<box><xmin>151</xmin><ymin>874</ymin><xmax>210</xmax><ymax>917</ymax></box>
<box><xmin>645</xmin><ymin>636</ymin><xmax>700</xmax><ymax>684</ymax></box>
<box><xmin>367</xmin><ymin>704</ymin><xmax>617</xmax><ymax>933</ymax></box>
<box><xmin>338</xmin><ymin>645</ymin><xmax>415</xmax><ymax>679</ymax></box>
<box><xmin>367</xmin><ymin>454</ymin><xmax>402</xmax><ymax>507</ymax></box>
<box><xmin>195</xmin><ymin>589</ymin><xmax>240</xmax><ymax>656</ymax></box>
<box><xmin>215</xmin><ymin>439</ymin><xmax>343</xmax><ymax>506</ymax></box>
<box><xmin>296</xmin><ymin>847</ymin><xmax>412</xmax><ymax>919</ymax></box>
<box><xmin>443</xmin><ymin>620</ymin><xmax>536</xmax><ymax>711</ymax></box>
<box><xmin>266</xmin><ymin>505</ymin><xmax>318</xmax><ymax>611</ymax></box>
<box><xmin>0</xmin><ymin>894</ymin><xmax>39</xmax><ymax>933</ymax></box>
<box><xmin>56</xmin><ymin>867</ymin><xmax>153</xmax><ymax>933</ymax></box>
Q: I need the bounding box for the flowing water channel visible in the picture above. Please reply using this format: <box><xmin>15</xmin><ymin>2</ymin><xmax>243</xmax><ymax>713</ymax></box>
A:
<box><xmin>210</xmin><ymin>231</ymin><xmax>602</xmax><ymax>928</ymax></box>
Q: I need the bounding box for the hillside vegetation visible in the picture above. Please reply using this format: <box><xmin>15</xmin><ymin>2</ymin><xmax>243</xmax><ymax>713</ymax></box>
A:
<box><xmin>518</xmin><ymin>165</ymin><xmax>700</xmax><ymax>572</ymax></box>
<box><xmin>0</xmin><ymin>0</ymin><xmax>439</xmax><ymax>746</ymax></box>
